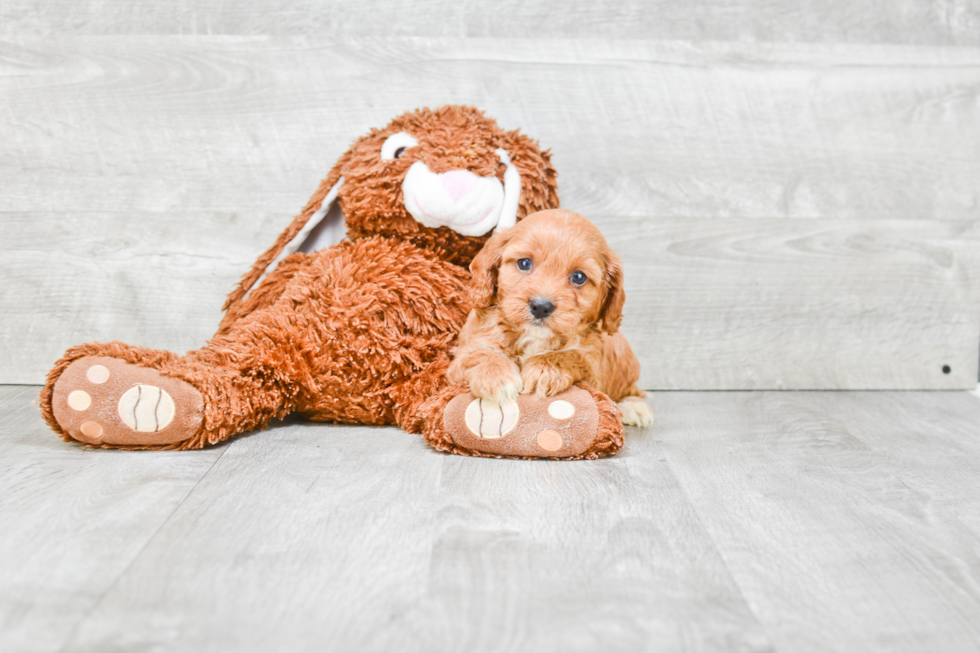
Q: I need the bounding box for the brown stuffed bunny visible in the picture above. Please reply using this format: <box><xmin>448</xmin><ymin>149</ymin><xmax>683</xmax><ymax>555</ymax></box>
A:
<box><xmin>40</xmin><ymin>105</ymin><xmax>625</xmax><ymax>459</ymax></box>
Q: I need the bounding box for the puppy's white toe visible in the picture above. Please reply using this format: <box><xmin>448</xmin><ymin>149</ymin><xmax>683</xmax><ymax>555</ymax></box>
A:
<box><xmin>619</xmin><ymin>399</ymin><xmax>654</xmax><ymax>427</ymax></box>
<box><xmin>492</xmin><ymin>377</ymin><xmax>524</xmax><ymax>404</ymax></box>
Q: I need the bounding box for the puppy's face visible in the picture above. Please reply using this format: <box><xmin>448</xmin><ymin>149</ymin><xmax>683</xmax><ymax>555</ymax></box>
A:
<box><xmin>472</xmin><ymin>209</ymin><xmax>625</xmax><ymax>337</ymax></box>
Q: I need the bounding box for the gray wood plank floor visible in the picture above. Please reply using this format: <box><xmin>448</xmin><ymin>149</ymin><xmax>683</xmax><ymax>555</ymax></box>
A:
<box><xmin>3</xmin><ymin>385</ymin><xmax>980</xmax><ymax>652</ymax></box>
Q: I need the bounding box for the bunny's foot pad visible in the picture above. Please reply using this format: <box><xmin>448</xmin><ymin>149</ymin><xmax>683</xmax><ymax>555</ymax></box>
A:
<box><xmin>441</xmin><ymin>386</ymin><xmax>623</xmax><ymax>459</ymax></box>
<box><xmin>51</xmin><ymin>356</ymin><xmax>203</xmax><ymax>447</ymax></box>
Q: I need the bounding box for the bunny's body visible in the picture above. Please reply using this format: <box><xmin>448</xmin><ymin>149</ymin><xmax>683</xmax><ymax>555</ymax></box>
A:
<box><xmin>41</xmin><ymin>106</ymin><xmax>627</xmax><ymax>458</ymax></box>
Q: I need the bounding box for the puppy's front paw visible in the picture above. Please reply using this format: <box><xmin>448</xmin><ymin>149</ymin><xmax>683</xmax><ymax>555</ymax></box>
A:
<box><xmin>469</xmin><ymin>359</ymin><xmax>523</xmax><ymax>404</ymax></box>
<box><xmin>520</xmin><ymin>362</ymin><xmax>574</xmax><ymax>398</ymax></box>
<box><xmin>619</xmin><ymin>399</ymin><xmax>654</xmax><ymax>427</ymax></box>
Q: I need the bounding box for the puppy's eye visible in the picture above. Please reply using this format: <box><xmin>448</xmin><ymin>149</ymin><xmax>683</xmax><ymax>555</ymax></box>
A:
<box><xmin>381</xmin><ymin>132</ymin><xmax>419</xmax><ymax>161</ymax></box>
<box><xmin>570</xmin><ymin>270</ymin><xmax>588</xmax><ymax>286</ymax></box>
<box><xmin>517</xmin><ymin>258</ymin><xmax>533</xmax><ymax>272</ymax></box>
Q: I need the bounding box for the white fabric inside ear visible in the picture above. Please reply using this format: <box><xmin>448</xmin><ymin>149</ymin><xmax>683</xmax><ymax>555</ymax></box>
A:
<box><xmin>244</xmin><ymin>176</ymin><xmax>345</xmax><ymax>299</ymax></box>
<box><xmin>495</xmin><ymin>148</ymin><xmax>520</xmax><ymax>231</ymax></box>
<box><xmin>297</xmin><ymin>198</ymin><xmax>344</xmax><ymax>254</ymax></box>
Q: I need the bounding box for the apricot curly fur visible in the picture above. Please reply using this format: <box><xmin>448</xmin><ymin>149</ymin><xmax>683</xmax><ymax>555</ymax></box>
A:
<box><xmin>450</xmin><ymin>210</ymin><xmax>644</xmax><ymax>405</ymax></box>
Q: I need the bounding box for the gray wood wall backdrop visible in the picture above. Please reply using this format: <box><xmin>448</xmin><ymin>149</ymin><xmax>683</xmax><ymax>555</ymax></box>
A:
<box><xmin>1</xmin><ymin>2</ymin><xmax>979</xmax><ymax>389</ymax></box>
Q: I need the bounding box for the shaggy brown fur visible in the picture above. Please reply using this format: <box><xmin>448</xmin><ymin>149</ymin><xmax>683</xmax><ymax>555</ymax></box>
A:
<box><xmin>39</xmin><ymin>105</ymin><xmax>628</xmax><ymax>457</ymax></box>
<box><xmin>220</xmin><ymin>107</ymin><xmax>557</xmax><ymax>329</ymax></box>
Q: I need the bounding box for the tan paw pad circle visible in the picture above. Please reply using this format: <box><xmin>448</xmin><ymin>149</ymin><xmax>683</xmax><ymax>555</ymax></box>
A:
<box><xmin>117</xmin><ymin>385</ymin><xmax>176</xmax><ymax>432</ymax></box>
<box><xmin>80</xmin><ymin>421</ymin><xmax>103</xmax><ymax>439</ymax></box>
<box><xmin>86</xmin><ymin>364</ymin><xmax>110</xmax><ymax>384</ymax></box>
<box><xmin>548</xmin><ymin>400</ymin><xmax>575</xmax><ymax>420</ymax></box>
<box><xmin>67</xmin><ymin>390</ymin><xmax>91</xmax><ymax>411</ymax></box>
<box><xmin>464</xmin><ymin>397</ymin><xmax>520</xmax><ymax>439</ymax></box>
<box><xmin>537</xmin><ymin>429</ymin><xmax>564</xmax><ymax>452</ymax></box>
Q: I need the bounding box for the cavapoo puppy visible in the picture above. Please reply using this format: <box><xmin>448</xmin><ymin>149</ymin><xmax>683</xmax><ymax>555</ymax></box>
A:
<box><xmin>448</xmin><ymin>209</ymin><xmax>654</xmax><ymax>426</ymax></box>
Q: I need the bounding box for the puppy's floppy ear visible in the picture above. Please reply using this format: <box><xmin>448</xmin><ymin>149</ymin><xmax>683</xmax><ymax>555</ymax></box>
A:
<box><xmin>599</xmin><ymin>253</ymin><xmax>626</xmax><ymax>335</ymax></box>
<box><xmin>469</xmin><ymin>228</ymin><xmax>511</xmax><ymax>308</ymax></box>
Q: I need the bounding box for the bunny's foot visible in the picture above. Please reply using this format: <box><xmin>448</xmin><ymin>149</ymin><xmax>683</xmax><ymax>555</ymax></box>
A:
<box><xmin>45</xmin><ymin>354</ymin><xmax>204</xmax><ymax>448</ymax></box>
<box><xmin>421</xmin><ymin>384</ymin><xmax>624</xmax><ymax>460</ymax></box>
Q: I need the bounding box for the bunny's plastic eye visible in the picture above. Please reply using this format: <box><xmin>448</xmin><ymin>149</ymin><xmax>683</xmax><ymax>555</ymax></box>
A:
<box><xmin>381</xmin><ymin>132</ymin><xmax>419</xmax><ymax>161</ymax></box>
<box><xmin>517</xmin><ymin>258</ymin><xmax>533</xmax><ymax>272</ymax></box>
<box><xmin>570</xmin><ymin>270</ymin><xmax>587</xmax><ymax>286</ymax></box>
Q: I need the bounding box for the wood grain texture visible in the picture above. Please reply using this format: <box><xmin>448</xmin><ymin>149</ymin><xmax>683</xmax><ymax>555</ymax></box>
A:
<box><xmin>1</xmin><ymin>38</ymin><xmax>978</xmax><ymax>221</ymax></box>
<box><xmin>4</xmin><ymin>385</ymin><xmax>980</xmax><ymax>651</ymax></box>
<box><xmin>0</xmin><ymin>212</ymin><xmax>284</xmax><ymax>384</ymax></box>
<box><xmin>59</xmin><ymin>419</ymin><xmax>773</xmax><ymax>652</ymax></box>
<box><xmin>602</xmin><ymin>216</ymin><xmax>980</xmax><ymax>390</ymax></box>
<box><xmin>811</xmin><ymin>392</ymin><xmax>980</xmax><ymax>537</ymax></box>
<box><xmin>652</xmin><ymin>391</ymin><xmax>980</xmax><ymax>652</ymax></box>
<box><xmin>64</xmin><ymin>415</ymin><xmax>448</xmax><ymax>652</ymax></box>
<box><xmin>1</xmin><ymin>0</ymin><xmax>978</xmax><ymax>45</ymax></box>
<box><xmin>0</xmin><ymin>386</ymin><xmax>223</xmax><ymax>653</ymax></box>
<box><xmin>414</xmin><ymin>453</ymin><xmax>768</xmax><ymax>651</ymax></box>
<box><xmin>5</xmin><ymin>212</ymin><xmax>978</xmax><ymax>388</ymax></box>
<box><xmin>3</xmin><ymin>36</ymin><xmax>979</xmax><ymax>388</ymax></box>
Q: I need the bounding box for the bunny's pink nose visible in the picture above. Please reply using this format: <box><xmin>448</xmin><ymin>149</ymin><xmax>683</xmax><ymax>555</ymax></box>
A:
<box><xmin>441</xmin><ymin>169</ymin><xmax>478</xmax><ymax>201</ymax></box>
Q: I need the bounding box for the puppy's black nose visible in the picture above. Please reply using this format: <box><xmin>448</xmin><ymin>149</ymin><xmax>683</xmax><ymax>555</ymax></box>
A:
<box><xmin>529</xmin><ymin>297</ymin><xmax>555</xmax><ymax>320</ymax></box>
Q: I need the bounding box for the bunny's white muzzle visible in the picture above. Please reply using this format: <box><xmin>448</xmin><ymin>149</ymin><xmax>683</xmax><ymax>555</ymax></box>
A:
<box><xmin>402</xmin><ymin>148</ymin><xmax>521</xmax><ymax>237</ymax></box>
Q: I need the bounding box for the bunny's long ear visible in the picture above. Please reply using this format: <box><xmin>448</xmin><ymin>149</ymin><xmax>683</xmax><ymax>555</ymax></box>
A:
<box><xmin>469</xmin><ymin>227</ymin><xmax>511</xmax><ymax>308</ymax></box>
<box><xmin>222</xmin><ymin>155</ymin><xmax>349</xmax><ymax>314</ymax></box>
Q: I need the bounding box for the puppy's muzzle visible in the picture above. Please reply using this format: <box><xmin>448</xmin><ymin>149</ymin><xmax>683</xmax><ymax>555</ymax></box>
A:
<box><xmin>529</xmin><ymin>296</ymin><xmax>555</xmax><ymax>320</ymax></box>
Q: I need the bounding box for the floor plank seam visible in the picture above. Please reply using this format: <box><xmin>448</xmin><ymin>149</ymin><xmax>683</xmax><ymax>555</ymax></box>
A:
<box><xmin>55</xmin><ymin>443</ymin><xmax>232</xmax><ymax>653</ymax></box>
<box><xmin>650</xmin><ymin>442</ymin><xmax>778</xmax><ymax>651</ymax></box>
